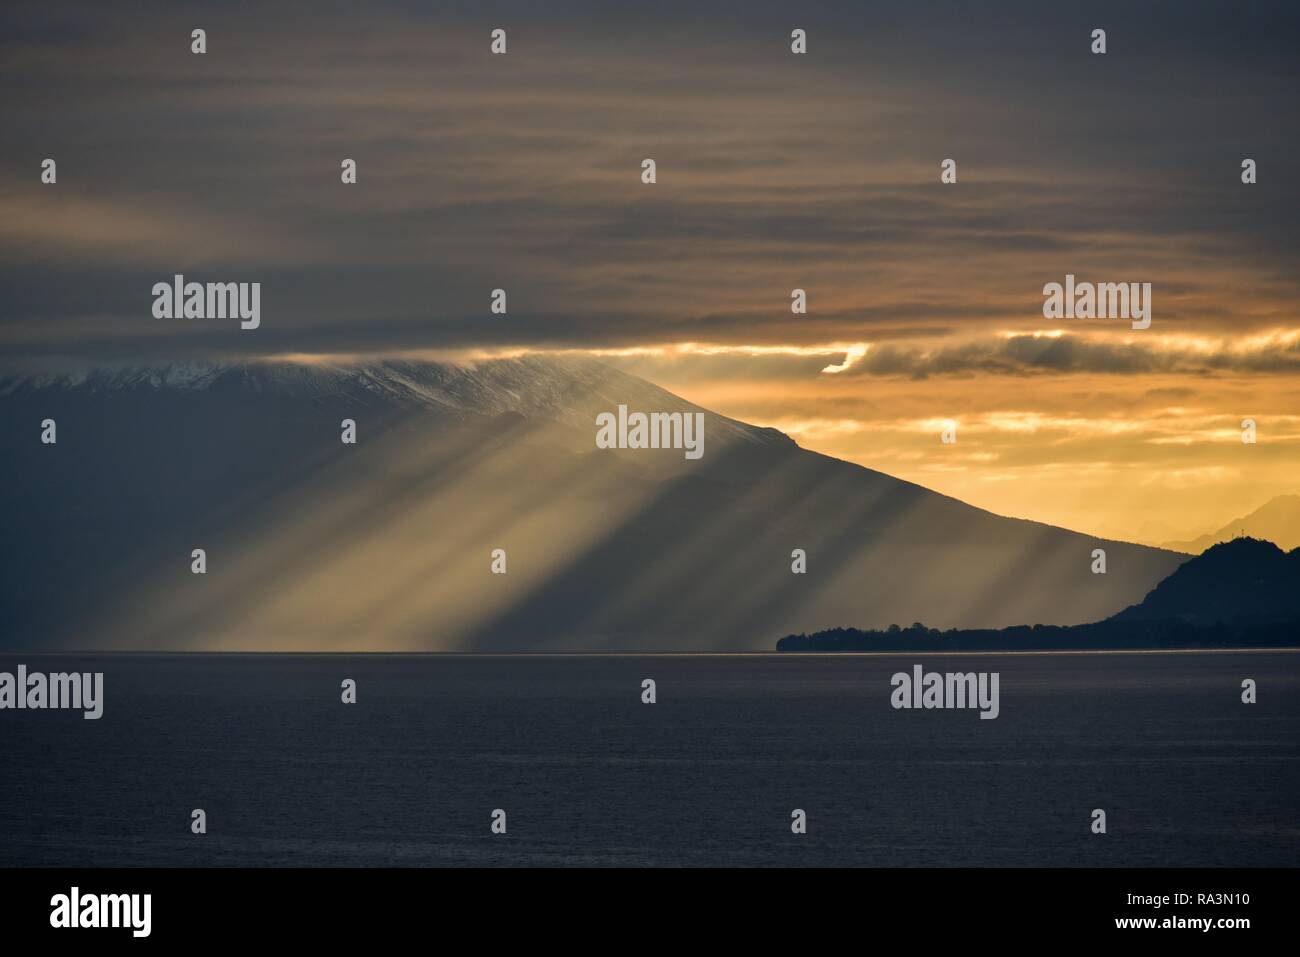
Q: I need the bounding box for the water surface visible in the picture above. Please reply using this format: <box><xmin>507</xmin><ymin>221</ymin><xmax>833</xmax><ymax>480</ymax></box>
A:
<box><xmin>2</xmin><ymin>651</ymin><xmax>1297</xmax><ymax>867</ymax></box>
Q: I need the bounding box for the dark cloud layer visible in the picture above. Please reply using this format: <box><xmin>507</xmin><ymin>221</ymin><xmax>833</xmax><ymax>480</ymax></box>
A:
<box><xmin>1</xmin><ymin>0</ymin><xmax>1297</xmax><ymax>362</ymax></box>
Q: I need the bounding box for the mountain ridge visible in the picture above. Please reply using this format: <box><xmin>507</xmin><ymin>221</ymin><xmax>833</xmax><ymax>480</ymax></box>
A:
<box><xmin>1161</xmin><ymin>495</ymin><xmax>1300</xmax><ymax>554</ymax></box>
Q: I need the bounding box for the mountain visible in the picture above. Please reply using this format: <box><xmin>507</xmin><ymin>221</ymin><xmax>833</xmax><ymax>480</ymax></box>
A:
<box><xmin>1109</xmin><ymin>537</ymin><xmax>1300</xmax><ymax>625</ymax></box>
<box><xmin>1161</xmin><ymin>495</ymin><xmax>1300</xmax><ymax>553</ymax></box>
<box><xmin>0</xmin><ymin>357</ymin><xmax>1187</xmax><ymax>651</ymax></box>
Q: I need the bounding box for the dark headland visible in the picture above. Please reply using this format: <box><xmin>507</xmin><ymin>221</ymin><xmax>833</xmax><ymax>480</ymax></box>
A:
<box><xmin>777</xmin><ymin>537</ymin><xmax>1300</xmax><ymax>651</ymax></box>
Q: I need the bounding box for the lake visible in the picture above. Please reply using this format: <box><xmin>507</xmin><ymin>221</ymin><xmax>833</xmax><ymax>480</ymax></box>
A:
<box><xmin>2</xmin><ymin>651</ymin><xmax>1297</xmax><ymax>867</ymax></box>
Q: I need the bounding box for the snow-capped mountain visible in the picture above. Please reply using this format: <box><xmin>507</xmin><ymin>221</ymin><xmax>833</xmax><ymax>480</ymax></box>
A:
<box><xmin>0</xmin><ymin>356</ymin><xmax>1186</xmax><ymax>651</ymax></box>
<box><xmin>0</xmin><ymin>356</ymin><xmax>788</xmax><ymax>449</ymax></box>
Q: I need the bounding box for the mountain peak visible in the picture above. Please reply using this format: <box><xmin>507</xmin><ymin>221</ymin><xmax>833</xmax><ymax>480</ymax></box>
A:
<box><xmin>0</xmin><ymin>355</ymin><xmax>794</xmax><ymax>451</ymax></box>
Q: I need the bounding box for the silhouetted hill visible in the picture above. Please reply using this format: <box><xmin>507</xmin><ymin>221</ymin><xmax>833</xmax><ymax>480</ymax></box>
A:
<box><xmin>778</xmin><ymin>537</ymin><xmax>1300</xmax><ymax>651</ymax></box>
<box><xmin>1110</xmin><ymin>537</ymin><xmax>1300</xmax><ymax>625</ymax></box>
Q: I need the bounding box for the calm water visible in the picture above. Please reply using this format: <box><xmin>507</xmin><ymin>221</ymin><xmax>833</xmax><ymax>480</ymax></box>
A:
<box><xmin>2</xmin><ymin>652</ymin><xmax>1298</xmax><ymax>867</ymax></box>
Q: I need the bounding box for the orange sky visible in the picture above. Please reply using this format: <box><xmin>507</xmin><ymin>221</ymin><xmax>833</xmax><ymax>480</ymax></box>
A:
<box><xmin>586</xmin><ymin>333</ymin><xmax>1300</xmax><ymax>546</ymax></box>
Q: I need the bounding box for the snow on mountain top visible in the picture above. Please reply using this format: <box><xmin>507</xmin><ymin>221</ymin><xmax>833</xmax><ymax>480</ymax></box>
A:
<box><xmin>0</xmin><ymin>355</ymin><xmax>791</xmax><ymax>447</ymax></box>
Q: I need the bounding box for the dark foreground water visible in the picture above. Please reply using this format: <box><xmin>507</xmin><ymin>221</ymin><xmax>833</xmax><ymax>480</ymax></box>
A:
<box><xmin>2</xmin><ymin>652</ymin><xmax>1297</xmax><ymax>867</ymax></box>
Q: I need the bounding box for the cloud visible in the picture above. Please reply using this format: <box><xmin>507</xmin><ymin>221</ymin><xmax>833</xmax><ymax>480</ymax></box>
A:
<box><xmin>835</xmin><ymin>331</ymin><xmax>1300</xmax><ymax>378</ymax></box>
<box><xmin>1</xmin><ymin>0</ymin><xmax>1298</xmax><ymax>360</ymax></box>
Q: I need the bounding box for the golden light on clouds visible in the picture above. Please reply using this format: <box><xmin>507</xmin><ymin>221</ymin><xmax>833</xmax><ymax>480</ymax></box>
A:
<box><xmin>582</xmin><ymin>336</ymin><xmax>1300</xmax><ymax>547</ymax></box>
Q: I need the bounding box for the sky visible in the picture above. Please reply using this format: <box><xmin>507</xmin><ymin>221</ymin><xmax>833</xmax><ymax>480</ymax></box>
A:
<box><xmin>2</xmin><ymin>0</ymin><xmax>1297</xmax><ymax>543</ymax></box>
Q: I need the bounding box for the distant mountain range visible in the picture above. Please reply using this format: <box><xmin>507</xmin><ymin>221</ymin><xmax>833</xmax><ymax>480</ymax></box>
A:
<box><xmin>1161</xmin><ymin>495</ymin><xmax>1300</xmax><ymax>553</ymax></box>
<box><xmin>1</xmin><ymin>357</ymin><xmax>1187</xmax><ymax>651</ymax></box>
<box><xmin>778</xmin><ymin>537</ymin><xmax>1300</xmax><ymax>651</ymax></box>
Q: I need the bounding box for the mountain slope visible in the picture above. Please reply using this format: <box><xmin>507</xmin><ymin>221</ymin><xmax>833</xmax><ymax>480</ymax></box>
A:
<box><xmin>0</xmin><ymin>357</ymin><xmax>1187</xmax><ymax>651</ymax></box>
<box><xmin>1161</xmin><ymin>495</ymin><xmax>1300</xmax><ymax>553</ymax></box>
